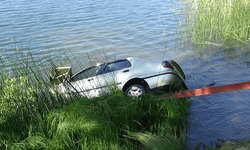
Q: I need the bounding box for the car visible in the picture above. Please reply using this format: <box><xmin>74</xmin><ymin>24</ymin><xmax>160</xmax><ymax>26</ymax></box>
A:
<box><xmin>49</xmin><ymin>57</ymin><xmax>187</xmax><ymax>98</ymax></box>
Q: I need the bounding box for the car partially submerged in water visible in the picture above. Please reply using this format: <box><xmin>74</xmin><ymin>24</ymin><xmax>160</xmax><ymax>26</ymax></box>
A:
<box><xmin>50</xmin><ymin>57</ymin><xmax>187</xmax><ymax>98</ymax></box>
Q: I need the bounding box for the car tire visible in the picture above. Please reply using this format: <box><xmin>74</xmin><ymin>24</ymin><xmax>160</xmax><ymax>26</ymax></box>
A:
<box><xmin>125</xmin><ymin>84</ymin><xmax>146</xmax><ymax>97</ymax></box>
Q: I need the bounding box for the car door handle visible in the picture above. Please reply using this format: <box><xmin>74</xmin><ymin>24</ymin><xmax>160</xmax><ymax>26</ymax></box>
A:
<box><xmin>88</xmin><ymin>78</ymin><xmax>93</xmax><ymax>81</ymax></box>
<box><xmin>123</xmin><ymin>70</ymin><xmax>129</xmax><ymax>73</ymax></box>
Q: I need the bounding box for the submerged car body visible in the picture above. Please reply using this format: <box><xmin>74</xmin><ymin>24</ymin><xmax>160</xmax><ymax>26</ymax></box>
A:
<box><xmin>50</xmin><ymin>57</ymin><xmax>187</xmax><ymax>98</ymax></box>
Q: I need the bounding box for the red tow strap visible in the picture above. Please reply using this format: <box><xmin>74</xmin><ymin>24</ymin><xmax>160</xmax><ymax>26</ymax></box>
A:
<box><xmin>167</xmin><ymin>81</ymin><xmax>250</xmax><ymax>98</ymax></box>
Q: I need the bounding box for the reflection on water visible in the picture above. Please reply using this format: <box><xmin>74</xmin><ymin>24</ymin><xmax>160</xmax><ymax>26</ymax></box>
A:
<box><xmin>179</xmin><ymin>48</ymin><xmax>250</xmax><ymax>149</ymax></box>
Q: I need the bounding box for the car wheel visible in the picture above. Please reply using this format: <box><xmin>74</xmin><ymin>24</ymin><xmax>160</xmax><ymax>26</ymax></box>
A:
<box><xmin>125</xmin><ymin>84</ymin><xmax>146</xmax><ymax>97</ymax></box>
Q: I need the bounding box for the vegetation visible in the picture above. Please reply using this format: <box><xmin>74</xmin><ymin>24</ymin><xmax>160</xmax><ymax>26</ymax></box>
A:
<box><xmin>193</xmin><ymin>138</ymin><xmax>250</xmax><ymax>150</ymax></box>
<box><xmin>0</xmin><ymin>49</ymin><xmax>190</xmax><ymax>149</ymax></box>
<box><xmin>175</xmin><ymin>0</ymin><xmax>250</xmax><ymax>149</ymax></box>
<box><xmin>179</xmin><ymin>0</ymin><xmax>250</xmax><ymax>49</ymax></box>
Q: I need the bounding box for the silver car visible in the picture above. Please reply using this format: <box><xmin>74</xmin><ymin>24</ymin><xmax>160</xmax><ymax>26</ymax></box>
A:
<box><xmin>50</xmin><ymin>57</ymin><xmax>187</xmax><ymax>98</ymax></box>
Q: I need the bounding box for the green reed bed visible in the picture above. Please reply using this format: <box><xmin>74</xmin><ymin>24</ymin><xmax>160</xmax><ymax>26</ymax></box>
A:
<box><xmin>0</xmin><ymin>49</ymin><xmax>190</xmax><ymax>149</ymax></box>
<box><xmin>0</xmin><ymin>50</ymin><xmax>73</xmax><ymax>149</ymax></box>
<box><xmin>9</xmin><ymin>93</ymin><xmax>189</xmax><ymax>150</ymax></box>
<box><xmin>181</xmin><ymin>0</ymin><xmax>250</xmax><ymax>48</ymax></box>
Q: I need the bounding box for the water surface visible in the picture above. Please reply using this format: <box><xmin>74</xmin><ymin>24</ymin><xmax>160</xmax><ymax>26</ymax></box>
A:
<box><xmin>180</xmin><ymin>49</ymin><xmax>250</xmax><ymax>149</ymax></box>
<box><xmin>0</xmin><ymin>0</ymin><xmax>188</xmax><ymax>72</ymax></box>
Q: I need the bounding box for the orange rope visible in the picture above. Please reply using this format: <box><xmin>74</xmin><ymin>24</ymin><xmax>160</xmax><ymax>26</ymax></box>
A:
<box><xmin>167</xmin><ymin>81</ymin><xmax>250</xmax><ymax>98</ymax></box>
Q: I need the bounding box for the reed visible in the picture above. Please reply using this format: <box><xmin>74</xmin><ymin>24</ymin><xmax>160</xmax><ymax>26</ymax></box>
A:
<box><xmin>180</xmin><ymin>0</ymin><xmax>250</xmax><ymax>49</ymax></box>
<box><xmin>9</xmin><ymin>92</ymin><xmax>189</xmax><ymax>150</ymax></box>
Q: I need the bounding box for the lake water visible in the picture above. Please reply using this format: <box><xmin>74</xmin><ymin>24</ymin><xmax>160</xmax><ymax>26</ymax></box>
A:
<box><xmin>0</xmin><ymin>0</ymin><xmax>190</xmax><ymax>71</ymax></box>
<box><xmin>1</xmin><ymin>0</ymin><xmax>250</xmax><ymax>149</ymax></box>
<box><xmin>181</xmin><ymin>47</ymin><xmax>250</xmax><ymax>149</ymax></box>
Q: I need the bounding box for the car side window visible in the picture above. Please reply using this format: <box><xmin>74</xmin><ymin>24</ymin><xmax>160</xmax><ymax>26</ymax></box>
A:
<box><xmin>103</xmin><ymin>60</ymin><xmax>131</xmax><ymax>74</ymax></box>
<box><xmin>71</xmin><ymin>67</ymin><xmax>97</xmax><ymax>82</ymax></box>
<box><xmin>96</xmin><ymin>64</ymin><xmax>106</xmax><ymax>75</ymax></box>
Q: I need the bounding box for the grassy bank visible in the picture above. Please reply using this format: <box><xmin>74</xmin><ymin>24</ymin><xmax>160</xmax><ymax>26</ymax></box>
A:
<box><xmin>0</xmin><ymin>51</ymin><xmax>190</xmax><ymax>149</ymax></box>
<box><xmin>193</xmin><ymin>138</ymin><xmax>250</xmax><ymax>150</ymax></box>
<box><xmin>9</xmin><ymin>93</ymin><xmax>189</xmax><ymax>149</ymax></box>
<box><xmin>180</xmin><ymin>0</ymin><xmax>250</xmax><ymax>49</ymax></box>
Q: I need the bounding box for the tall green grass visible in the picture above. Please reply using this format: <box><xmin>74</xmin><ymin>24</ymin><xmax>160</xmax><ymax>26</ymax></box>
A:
<box><xmin>0</xmin><ymin>46</ymin><xmax>190</xmax><ymax>149</ymax></box>
<box><xmin>8</xmin><ymin>92</ymin><xmax>189</xmax><ymax>150</ymax></box>
<box><xmin>0</xmin><ymin>46</ymin><xmax>76</xmax><ymax>149</ymax></box>
<box><xmin>180</xmin><ymin>0</ymin><xmax>250</xmax><ymax>49</ymax></box>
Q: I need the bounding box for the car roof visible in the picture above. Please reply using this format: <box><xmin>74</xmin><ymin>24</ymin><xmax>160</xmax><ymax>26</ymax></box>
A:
<box><xmin>71</xmin><ymin>58</ymin><xmax>133</xmax><ymax>78</ymax></box>
<box><xmin>106</xmin><ymin>58</ymin><xmax>128</xmax><ymax>64</ymax></box>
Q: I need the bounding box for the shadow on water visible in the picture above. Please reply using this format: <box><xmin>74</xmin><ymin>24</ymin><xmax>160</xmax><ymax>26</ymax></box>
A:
<box><xmin>176</xmin><ymin>44</ymin><xmax>250</xmax><ymax>149</ymax></box>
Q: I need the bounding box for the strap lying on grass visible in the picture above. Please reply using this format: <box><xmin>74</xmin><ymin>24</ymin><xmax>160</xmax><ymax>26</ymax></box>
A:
<box><xmin>168</xmin><ymin>81</ymin><xmax>250</xmax><ymax>98</ymax></box>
